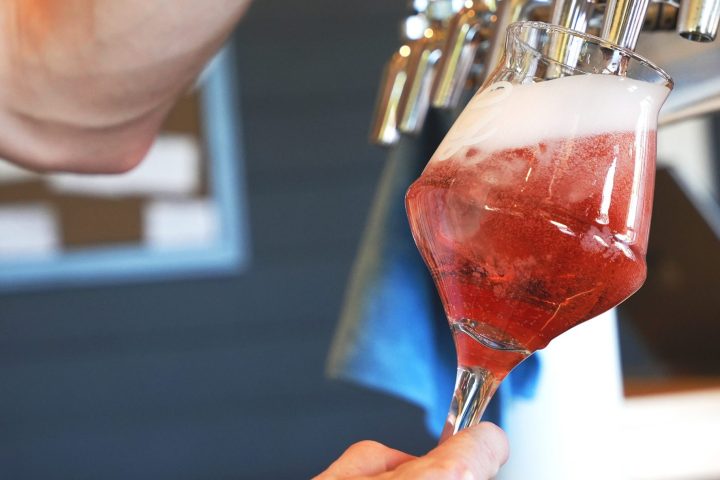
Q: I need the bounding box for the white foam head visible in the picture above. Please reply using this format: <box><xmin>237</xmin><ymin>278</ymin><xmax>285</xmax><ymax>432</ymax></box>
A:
<box><xmin>432</xmin><ymin>74</ymin><xmax>671</xmax><ymax>163</ymax></box>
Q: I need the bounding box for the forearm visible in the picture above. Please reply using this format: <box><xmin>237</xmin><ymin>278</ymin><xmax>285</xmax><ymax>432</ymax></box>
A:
<box><xmin>0</xmin><ymin>0</ymin><xmax>251</xmax><ymax>172</ymax></box>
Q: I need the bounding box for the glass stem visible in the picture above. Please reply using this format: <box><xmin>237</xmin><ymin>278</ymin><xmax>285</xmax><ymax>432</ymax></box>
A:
<box><xmin>440</xmin><ymin>365</ymin><xmax>500</xmax><ymax>442</ymax></box>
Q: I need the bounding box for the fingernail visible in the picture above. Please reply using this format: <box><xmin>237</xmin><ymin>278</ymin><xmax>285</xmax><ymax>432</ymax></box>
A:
<box><xmin>462</xmin><ymin>469</ymin><xmax>475</xmax><ymax>480</ymax></box>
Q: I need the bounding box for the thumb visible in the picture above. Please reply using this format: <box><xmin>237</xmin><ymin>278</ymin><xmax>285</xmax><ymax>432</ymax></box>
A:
<box><xmin>393</xmin><ymin>422</ymin><xmax>509</xmax><ymax>480</ymax></box>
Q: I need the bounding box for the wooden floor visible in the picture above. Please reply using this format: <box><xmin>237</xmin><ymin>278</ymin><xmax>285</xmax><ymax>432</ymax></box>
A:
<box><xmin>0</xmin><ymin>2</ymin><xmax>437</xmax><ymax>478</ymax></box>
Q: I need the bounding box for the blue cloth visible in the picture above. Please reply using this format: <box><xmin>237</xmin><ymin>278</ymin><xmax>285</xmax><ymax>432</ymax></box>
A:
<box><xmin>326</xmin><ymin>118</ymin><xmax>541</xmax><ymax>437</ymax></box>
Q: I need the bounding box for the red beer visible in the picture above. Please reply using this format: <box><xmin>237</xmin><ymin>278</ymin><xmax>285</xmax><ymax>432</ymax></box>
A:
<box><xmin>407</xmin><ymin>128</ymin><xmax>656</xmax><ymax>377</ymax></box>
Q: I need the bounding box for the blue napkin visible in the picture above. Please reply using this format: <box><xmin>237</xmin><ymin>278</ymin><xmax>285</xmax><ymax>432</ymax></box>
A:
<box><xmin>326</xmin><ymin>116</ymin><xmax>541</xmax><ymax>437</ymax></box>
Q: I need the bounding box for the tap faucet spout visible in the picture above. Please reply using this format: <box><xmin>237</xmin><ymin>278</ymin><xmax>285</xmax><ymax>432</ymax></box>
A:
<box><xmin>431</xmin><ymin>0</ymin><xmax>498</xmax><ymax>109</ymax></box>
<box><xmin>677</xmin><ymin>0</ymin><xmax>720</xmax><ymax>41</ymax></box>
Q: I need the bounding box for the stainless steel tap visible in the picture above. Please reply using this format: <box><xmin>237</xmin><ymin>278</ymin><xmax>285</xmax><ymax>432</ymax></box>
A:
<box><xmin>551</xmin><ymin>0</ymin><xmax>595</xmax><ymax>30</ymax></box>
<box><xmin>484</xmin><ymin>0</ymin><xmax>553</xmax><ymax>75</ymax></box>
<box><xmin>677</xmin><ymin>0</ymin><xmax>720</xmax><ymax>40</ymax></box>
<box><xmin>601</xmin><ymin>0</ymin><xmax>654</xmax><ymax>49</ymax></box>
<box><xmin>395</xmin><ymin>0</ymin><xmax>462</xmax><ymax>135</ymax></box>
<box><xmin>369</xmin><ymin>18</ymin><xmax>422</xmax><ymax>146</ymax></box>
<box><xmin>430</xmin><ymin>0</ymin><xmax>499</xmax><ymax>109</ymax></box>
<box><xmin>369</xmin><ymin>9</ymin><xmax>430</xmax><ymax>146</ymax></box>
<box><xmin>369</xmin><ymin>1</ymin><xmax>462</xmax><ymax>144</ymax></box>
<box><xmin>542</xmin><ymin>0</ymin><xmax>597</xmax><ymax>77</ymax></box>
<box><xmin>370</xmin><ymin>0</ymin><xmax>720</xmax><ymax>146</ymax></box>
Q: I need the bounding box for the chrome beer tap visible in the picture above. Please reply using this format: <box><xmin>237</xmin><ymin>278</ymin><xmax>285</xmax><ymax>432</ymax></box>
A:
<box><xmin>368</xmin><ymin>7</ymin><xmax>430</xmax><ymax>146</ymax></box>
<box><xmin>544</xmin><ymin>0</ymin><xmax>598</xmax><ymax>76</ymax></box>
<box><xmin>430</xmin><ymin>0</ymin><xmax>499</xmax><ymax>110</ymax></box>
<box><xmin>677</xmin><ymin>0</ymin><xmax>720</xmax><ymax>40</ymax></box>
<box><xmin>396</xmin><ymin>0</ymin><xmax>462</xmax><ymax>135</ymax></box>
<box><xmin>551</xmin><ymin>0</ymin><xmax>596</xmax><ymax>30</ymax></box>
<box><xmin>483</xmin><ymin>0</ymin><xmax>553</xmax><ymax>75</ymax></box>
<box><xmin>369</xmin><ymin>1</ymin><xmax>462</xmax><ymax>145</ymax></box>
<box><xmin>601</xmin><ymin>0</ymin><xmax>652</xmax><ymax>49</ymax></box>
<box><xmin>370</xmin><ymin>0</ymin><xmax>720</xmax><ymax>146</ymax></box>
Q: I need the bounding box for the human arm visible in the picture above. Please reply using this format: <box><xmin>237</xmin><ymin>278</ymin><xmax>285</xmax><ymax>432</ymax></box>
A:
<box><xmin>0</xmin><ymin>0</ymin><xmax>250</xmax><ymax>173</ymax></box>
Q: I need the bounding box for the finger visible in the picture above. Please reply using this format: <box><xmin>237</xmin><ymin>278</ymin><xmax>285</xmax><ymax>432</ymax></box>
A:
<box><xmin>391</xmin><ymin>423</ymin><xmax>509</xmax><ymax>480</ymax></box>
<box><xmin>314</xmin><ymin>440</ymin><xmax>416</xmax><ymax>479</ymax></box>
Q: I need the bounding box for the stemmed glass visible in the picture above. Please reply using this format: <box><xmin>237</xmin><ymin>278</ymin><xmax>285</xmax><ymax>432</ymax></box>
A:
<box><xmin>405</xmin><ymin>21</ymin><xmax>673</xmax><ymax>438</ymax></box>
